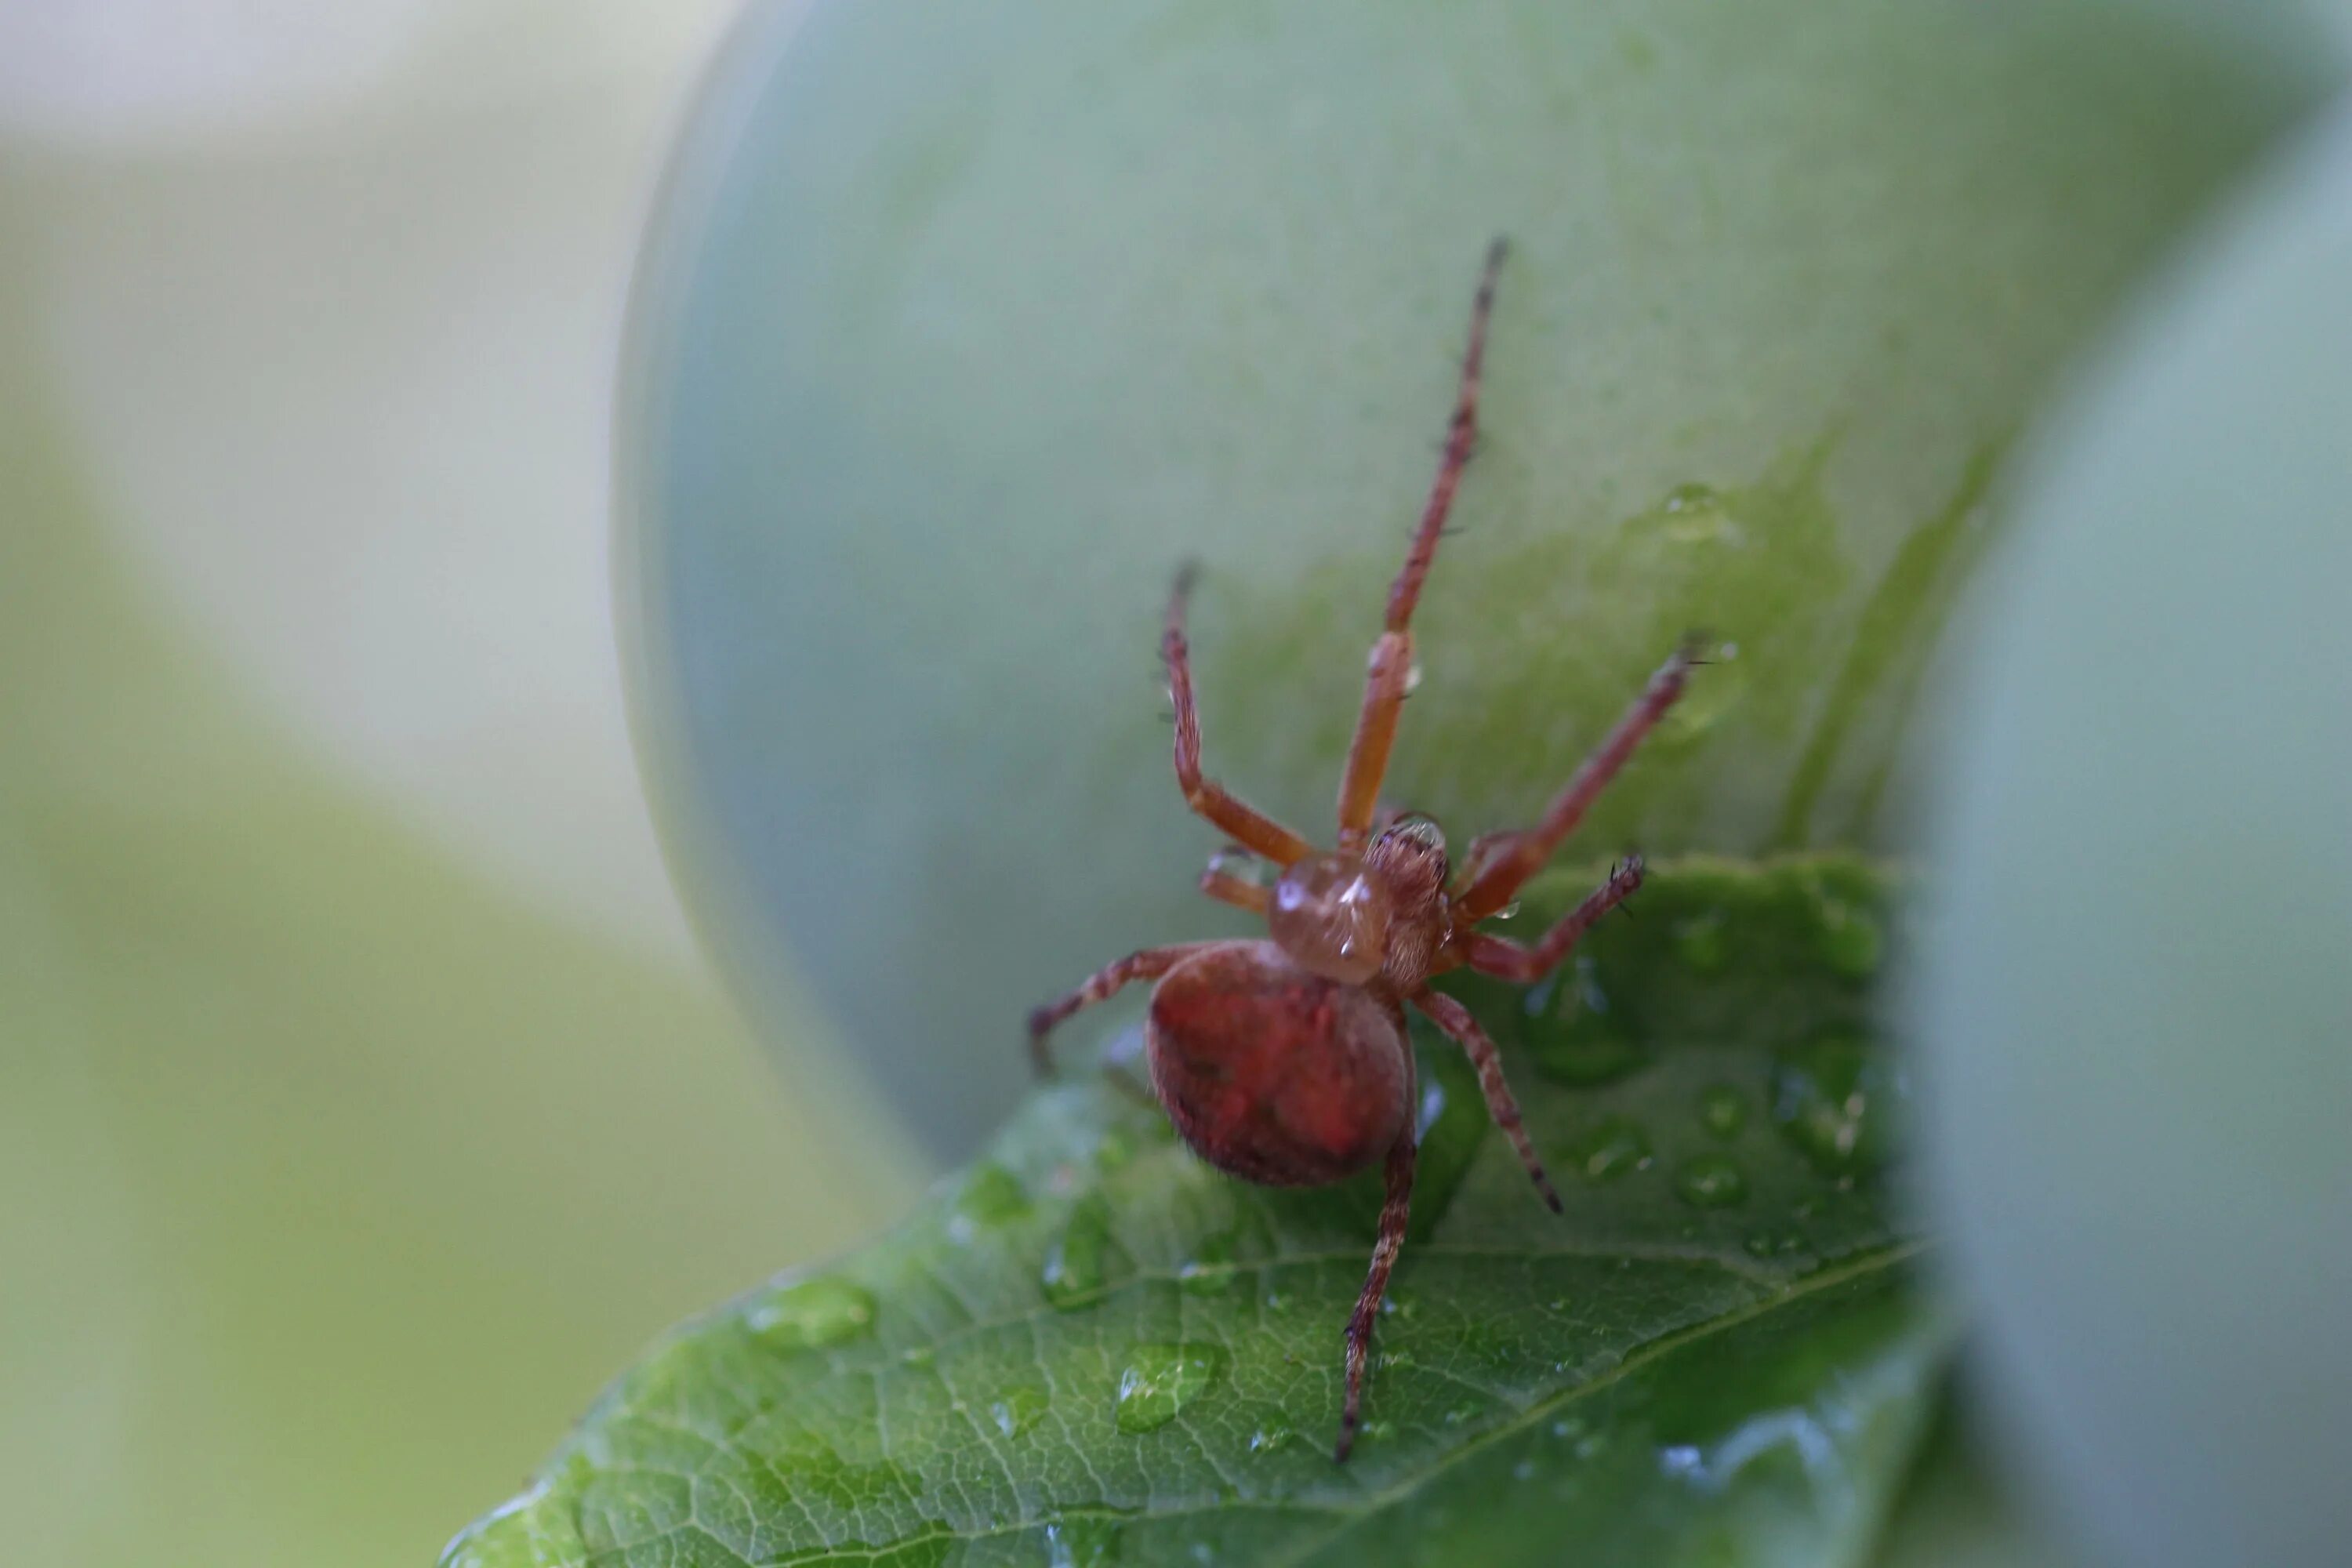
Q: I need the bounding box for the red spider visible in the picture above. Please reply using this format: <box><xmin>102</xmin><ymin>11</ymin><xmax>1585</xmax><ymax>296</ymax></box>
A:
<box><xmin>1028</xmin><ymin>240</ymin><xmax>1695</xmax><ymax>1461</ymax></box>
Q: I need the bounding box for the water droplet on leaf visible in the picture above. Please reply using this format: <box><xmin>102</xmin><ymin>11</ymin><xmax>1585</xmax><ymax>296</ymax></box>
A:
<box><xmin>949</xmin><ymin>1163</ymin><xmax>1030</xmax><ymax>1242</ymax></box>
<box><xmin>1697</xmin><ymin>1084</ymin><xmax>1747</xmax><ymax>1140</ymax></box>
<box><xmin>1525</xmin><ymin>956</ymin><xmax>1647</xmax><ymax>1085</ymax></box>
<box><xmin>1568</xmin><ymin>1113</ymin><xmax>1654</xmax><ymax>1181</ymax></box>
<box><xmin>748</xmin><ymin>1276</ymin><xmax>876</xmax><ymax>1351</ymax></box>
<box><xmin>1675</xmin><ymin>1155</ymin><xmax>1749</xmax><ymax>1208</ymax></box>
<box><xmin>1178</xmin><ymin>1230</ymin><xmax>1238</xmax><ymax>1295</ymax></box>
<box><xmin>1772</xmin><ymin>1033</ymin><xmax>1908</xmax><ymax>1176</ymax></box>
<box><xmin>1042</xmin><ymin>1200</ymin><xmax>1113</xmax><ymax>1310</ymax></box>
<box><xmin>1248</xmin><ymin>1424</ymin><xmax>1294</xmax><ymax>1454</ymax></box>
<box><xmin>989</xmin><ymin>1383</ymin><xmax>1046</xmax><ymax>1439</ymax></box>
<box><xmin>1044</xmin><ymin>1515</ymin><xmax>1123</xmax><ymax>1567</ymax></box>
<box><xmin>1113</xmin><ymin>1342</ymin><xmax>1224</xmax><ymax>1434</ymax></box>
<box><xmin>1811</xmin><ymin>891</ymin><xmax>1884</xmax><ymax>978</ymax></box>
<box><xmin>1653</xmin><ymin>481</ymin><xmax>1748</xmax><ymax>548</ymax></box>
<box><xmin>1673</xmin><ymin>911</ymin><xmax>1730</xmax><ymax>973</ymax></box>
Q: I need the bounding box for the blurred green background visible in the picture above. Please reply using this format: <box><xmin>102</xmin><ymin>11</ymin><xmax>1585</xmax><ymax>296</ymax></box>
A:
<box><xmin>0</xmin><ymin>7</ymin><xmax>919</xmax><ymax>1565</ymax></box>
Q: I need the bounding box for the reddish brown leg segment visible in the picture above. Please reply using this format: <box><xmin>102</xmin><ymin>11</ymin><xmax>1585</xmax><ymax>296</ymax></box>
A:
<box><xmin>1166</xmin><ymin>567</ymin><xmax>1314</xmax><ymax>866</ymax></box>
<box><xmin>1196</xmin><ymin>868</ymin><xmax>1272</xmax><ymax>916</ymax></box>
<box><xmin>1337</xmin><ymin>1119</ymin><xmax>1417</xmax><ymax>1461</ymax></box>
<box><xmin>1335</xmin><ymin>238</ymin><xmax>1509</xmax><ymax>851</ymax></box>
<box><xmin>1025</xmin><ymin>942</ymin><xmax>1219</xmax><ymax>1076</ymax></box>
<box><xmin>1464</xmin><ymin>856</ymin><xmax>1646</xmax><ymax>983</ymax></box>
<box><xmin>1457</xmin><ymin>644</ymin><xmax>1697</xmax><ymax>920</ymax></box>
<box><xmin>1411</xmin><ymin>988</ymin><xmax>1562</xmax><ymax>1213</ymax></box>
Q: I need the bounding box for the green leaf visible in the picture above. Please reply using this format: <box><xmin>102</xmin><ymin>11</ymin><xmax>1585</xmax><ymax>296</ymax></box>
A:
<box><xmin>445</xmin><ymin>857</ymin><xmax>1946</xmax><ymax>1568</ymax></box>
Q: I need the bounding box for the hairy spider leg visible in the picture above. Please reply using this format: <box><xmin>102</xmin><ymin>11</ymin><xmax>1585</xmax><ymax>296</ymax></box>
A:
<box><xmin>1165</xmin><ymin>565</ymin><xmax>1315</xmax><ymax>866</ymax></box>
<box><xmin>1456</xmin><ymin>644</ymin><xmax>1696</xmax><ymax>921</ymax></box>
<box><xmin>1410</xmin><ymin>987</ymin><xmax>1560</xmax><ymax>1212</ymax></box>
<box><xmin>1335</xmin><ymin>237</ymin><xmax>1509</xmax><ymax>852</ymax></box>
<box><xmin>1025</xmin><ymin>942</ymin><xmax>1224</xmax><ymax>1076</ymax></box>
<box><xmin>1463</xmin><ymin>855</ymin><xmax>1646</xmax><ymax>982</ymax></box>
<box><xmin>1337</xmin><ymin>1112</ymin><xmax>1418</xmax><ymax>1461</ymax></box>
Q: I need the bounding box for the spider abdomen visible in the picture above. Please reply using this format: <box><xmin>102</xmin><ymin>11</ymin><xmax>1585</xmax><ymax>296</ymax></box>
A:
<box><xmin>1146</xmin><ymin>940</ymin><xmax>1411</xmax><ymax>1188</ymax></box>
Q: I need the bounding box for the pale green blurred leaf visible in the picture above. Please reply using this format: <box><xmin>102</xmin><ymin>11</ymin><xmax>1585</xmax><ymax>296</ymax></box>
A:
<box><xmin>622</xmin><ymin>0</ymin><xmax>2338</xmax><ymax>1156</ymax></box>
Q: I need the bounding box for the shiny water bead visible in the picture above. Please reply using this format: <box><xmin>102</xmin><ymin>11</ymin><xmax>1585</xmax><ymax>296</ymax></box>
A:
<box><xmin>1268</xmin><ymin>853</ymin><xmax>1393</xmax><ymax>985</ymax></box>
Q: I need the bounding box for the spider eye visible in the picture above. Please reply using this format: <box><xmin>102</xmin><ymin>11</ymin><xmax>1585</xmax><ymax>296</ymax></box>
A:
<box><xmin>1269</xmin><ymin>854</ymin><xmax>1393</xmax><ymax>985</ymax></box>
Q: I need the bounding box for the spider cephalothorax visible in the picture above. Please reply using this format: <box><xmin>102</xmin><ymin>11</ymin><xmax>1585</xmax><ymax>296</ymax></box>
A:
<box><xmin>1027</xmin><ymin>239</ymin><xmax>1694</xmax><ymax>1460</ymax></box>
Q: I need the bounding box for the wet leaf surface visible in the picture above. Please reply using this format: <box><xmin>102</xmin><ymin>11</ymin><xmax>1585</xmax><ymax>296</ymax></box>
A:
<box><xmin>445</xmin><ymin>857</ymin><xmax>1945</xmax><ymax>1568</ymax></box>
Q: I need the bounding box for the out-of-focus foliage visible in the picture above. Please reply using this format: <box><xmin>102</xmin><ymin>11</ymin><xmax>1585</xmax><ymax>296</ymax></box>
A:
<box><xmin>447</xmin><ymin>858</ymin><xmax>1947</xmax><ymax>1567</ymax></box>
<box><xmin>622</xmin><ymin>0</ymin><xmax>2338</xmax><ymax>1158</ymax></box>
<box><xmin>0</xmin><ymin>261</ymin><xmax>914</xmax><ymax>1568</ymax></box>
<box><xmin>1916</xmin><ymin>100</ymin><xmax>2352</xmax><ymax>1568</ymax></box>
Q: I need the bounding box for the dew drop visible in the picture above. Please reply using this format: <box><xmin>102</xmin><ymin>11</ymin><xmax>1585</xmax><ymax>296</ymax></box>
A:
<box><xmin>1811</xmin><ymin>892</ymin><xmax>1884</xmax><ymax>979</ymax></box>
<box><xmin>1772</xmin><ymin>1032</ymin><xmax>1909</xmax><ymax>1177</ymax></box>
<box><xmin>1526</xmin><ymin>955</ymin><xmax>1647</xmax><ymax>1086</ymax></box>
<box><xmin>898</xmin><ymin>1345</ymin><xmax>935</xmax><ymax>1368</ymax></box>
<box><xmin>1042</xmin><ymin>1200</ymin><xmax>1112</xmax><ymax>1310</ymax></box>
<box><xmin>1567</xmin><ymin>1113</ymin><xmax>1654</xmax><ymax>1181</ymax></box>
<box><xmin>1248</xmin><ymin>1424</ymin><xmax>1294</xmax><ymax>1455</ymax></box>
<box><xmin>1403</xmin><ymin>659</ymin><xmax>1425</xmax><ymax>696</ymax></box>
<box><xmin>1657</xmin><ymin>650</ymin><xmax>1746</xmax><ymax>746</ymax></box>
<box><xmin>1356</xmin><ymin>1418</ymin><xmax>1396</xmax><ymax>1444</ymax></box>
<box><xmin>1113</xmin><ymin>1342</ymin><xmax>1225</xmax><ymax>1434</ymax></box>
<box><xmin>1743</xmin><ymin>1232</ymin><xmax>1776</xmax><ymax>1258</ymax></box>
<box><xmin>1443</xmin><ymin>1404</ymin><xmax>1478</xmax><ymax>1426</ymax></box>
<box><xmin>1178</xmin><ymin>1230</ymin><xmax>1239</xmax><ymax>1295</ymax></box>
<box><xmin>989</xmin><ymin>1384</ymin><xmax>1047</xmax><ymax>1439</ymax></box>
<box><xmin>1492</xmin><ymin>898</ymin><xmax>1523</xmax><ymax>921</ymax></box>
<box><xmin>949</xmin><ymin>1163</ymin><xmax>1030</xmax><ymax>1242</ymax></box>
<box><xmin>747</xmin><ymin>1276</ymin><xmax>876</xmax><ymax>1351</ymax></box>
<box><xmin>1697</xmin><ymin>1084</ymin><xmax>1747</xmax><ymax>1141</ymax></box>
<box><xmin>1672</xmin><ymin>911</ymin><xmax>1731</xmax><ymax>974</ymax></box>
<box><xmin>1675</xmin><ymin>1155</ymin><xmax>1749</xmax><ymax>1209</ymax></box>
<box><xmin>1043</xmin><ymin>1515</ymin><xmax>1123</xmax><ymax>1568</ymax></box>
<box><xmin>1205</xmin><ymin>845</ymin><xmax>1270</xmax><ymax>887</ymax></box>
<box><xmin>1654</xmin><ymin>481</ymin><xmax>1747</xmax><ymax>547</ymax></box>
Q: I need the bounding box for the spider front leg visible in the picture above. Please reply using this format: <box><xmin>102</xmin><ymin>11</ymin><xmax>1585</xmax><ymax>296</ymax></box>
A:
<box><xmin>1462</xmin><ymin>855</ymin><xmax>1647</xmax><ymax>984</ymax></box>
<box><xmin>1335</xmin><ymin>238</ymin><xmax>1508</xmax><ymax>852</ymax></box>
<box><xmin>1455</xmin><ymin>644</ymin><xmax>1697</xmax><ymax>920</ymax></box>
<box><xmin>1411</xmin><ymin>988</ymin><xmax>1562</xmax><ymax>1212</ymax></box>
<box><xmin>1338</xmin><ymin>1115</ymin><xmax>1417</xmax><ymax>1461</ymax></box>
<box><xmin>1025</xmin><ymin>942</ymin><xmax>1220</xmax><ymax>1076</ymax></box>
<box><xmin>1196</xmin><ymin>846</ymin><xmax>1272</xmax><ymax>915</ymax></box>
<box><xmin>1164</xmin><ymin>567</ymin><xmax>1313</xmax><ymax>866</ymax></box>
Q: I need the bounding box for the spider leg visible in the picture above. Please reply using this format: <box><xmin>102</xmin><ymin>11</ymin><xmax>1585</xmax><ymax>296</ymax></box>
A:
<box><xmin>1335</xmin><ymin>238</ymin><xmax>1509</xmax><ymax>851</ymax></box>
<box><xmin>1456</xmin><ymin>644</ymin><xmax>1696</xmax><ymax>920</ymax></box>
<box><xmin>1462</xmin><ymin>856</ymin><xmax>1646</xmax><ymax>983</ymax></box>
<box><xmin>1410</xmin><ymin>987</ymin><xmax>1562</xmax><ymax>1212</ymax></box>
<box><xmin>1025</xmin><ymin>942</ymin><xmax>1221</xmax><ymax>1077</ymax></box>
<box><xmin>1337</xmin><ymin>1110</ymin><xmax>1418</xmax><ymax>1461</ymax></box>
<box><xmin>1197</xmin><ymin>865</ymin><xmax>1272</xmax><ymax>915</ymax></box>
<box><xmin>1165</xmin><ymin>566</ymin><xmax>1314</xmax><ymax>866</ymax></box>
